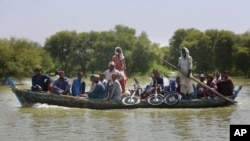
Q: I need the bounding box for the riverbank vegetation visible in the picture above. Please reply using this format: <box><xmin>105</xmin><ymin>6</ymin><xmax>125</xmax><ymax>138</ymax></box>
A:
<box><xmin>1</xmin><ymin>25</ymin><xmax>250</xmax><ymax>84</ymax></box>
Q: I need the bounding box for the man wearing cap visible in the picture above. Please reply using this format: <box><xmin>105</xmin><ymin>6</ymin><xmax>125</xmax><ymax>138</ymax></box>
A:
<box><xmin>81</xmin><ymin>74</ymin><xmax>105</xmax><ymax>99</ymax></box>
<box><xmin>52</xmin><ymin>71</ymin><xmax>71</xmax><ymax>95</ymax></box>
<box><xmin>71</xmin><ymin>72</ymin><xmax>85</xmax><ymax>96</ymax></box>
<box><xmin>31</xmin><ymin>68</ymin><xmax>52</xmax><ymax>92</ymax></box>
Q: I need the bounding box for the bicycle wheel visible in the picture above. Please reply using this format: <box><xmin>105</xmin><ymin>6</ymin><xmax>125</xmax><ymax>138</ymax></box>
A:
<box><xmin>122</xmin><ymin>96</ymin><xmax>141</xmax><ymax>105</ymax></box>
<box><xmin>164</xmin><ymin>93</ymin><xmax>180</xmax><ymax>105</ymax></box>
<box><xmin>147</xmin><ymin>94</ymin><xmax>164</xmax><ymax>105</ymax></box>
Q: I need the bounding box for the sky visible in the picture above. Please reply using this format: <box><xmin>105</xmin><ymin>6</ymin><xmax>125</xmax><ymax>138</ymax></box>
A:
<box><xmin>1</xmin><ymin>0</ymin><xmax>250</xmax><ymax>46</ymax></box>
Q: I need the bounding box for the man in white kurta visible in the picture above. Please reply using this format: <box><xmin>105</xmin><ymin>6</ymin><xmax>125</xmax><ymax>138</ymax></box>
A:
<box><xmin>103</xmin><ymin>61</ymin><xmax>123</xmax><ymax>98</ymax></box>
<box><xmin>178</xmin><ymin>47</ymin><xmax>194</xmax><ymax>99</ymax></box>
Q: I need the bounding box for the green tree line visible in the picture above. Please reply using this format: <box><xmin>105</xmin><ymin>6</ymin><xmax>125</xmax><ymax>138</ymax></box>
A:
<box><xmin>167</xmin><ymin>28</ymin><xmax>250</xmax><ymax>77</ymax></box>
<box><xmin>1</xmin><ymin>25</ymin><xmax>250</xmax><ymax>84</ymax></box>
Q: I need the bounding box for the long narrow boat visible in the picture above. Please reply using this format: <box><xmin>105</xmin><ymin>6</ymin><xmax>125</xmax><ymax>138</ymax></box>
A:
<box><xmin>7</xmin><ymin>77</ymin><xmax>242</xmax><ymax>110</ymax></box>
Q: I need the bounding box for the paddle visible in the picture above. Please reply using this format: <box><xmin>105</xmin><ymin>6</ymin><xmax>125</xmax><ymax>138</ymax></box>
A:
<box><xmin>161</xmin><ymin>59</ymin><xmax>236</xmax><ymax>104</ymax></box>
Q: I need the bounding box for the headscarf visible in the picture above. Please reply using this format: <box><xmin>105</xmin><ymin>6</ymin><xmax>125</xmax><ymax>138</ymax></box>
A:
<box><xmin>178</xmin><ymin>47</ymin><xmax>193</xmax><ymax>74</ymax></box>
<box><xmin>181</xmin><ymin>47</ymin><xmax>190</xmax><ymax>58</ymax></box>
<box><xmin>115</xmin><ymin>47</ymin><xmax>125</xmax><ymax>60</ymax></box>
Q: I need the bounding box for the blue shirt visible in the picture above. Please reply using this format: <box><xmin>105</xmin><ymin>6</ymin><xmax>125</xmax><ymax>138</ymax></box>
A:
<box><xmin>71</xmin><ymin>77</ymin><xmax>85</xmax><ymax>96</ymax></box>
<box><xmin>88</xmin><ymin>81</ymin><xmax>105</xmax><ymax>99</ymax></box>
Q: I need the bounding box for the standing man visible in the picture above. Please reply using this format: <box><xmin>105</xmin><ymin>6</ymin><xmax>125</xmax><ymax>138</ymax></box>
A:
<box><xmin>112</xmin><ymin>47</ymin><xmax>127</xmax><ymax>93</ymax></box>
<box><xmin>31</xmin><ymin>68</ymin><xmax>52</xmax><ymax>92</ymax></box>
<box><xmin>71</xmin><ymin>72</ymin><xmax>85</xmax><ymax>96</ymax></box>
<box><xmin>178</xmin><ymin>47</ymin><xmax>194</xmax><ymax>99</ymax></box>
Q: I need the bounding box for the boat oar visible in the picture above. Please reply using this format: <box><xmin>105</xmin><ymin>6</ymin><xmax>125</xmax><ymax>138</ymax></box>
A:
<box><xmin>161</xmin><ymin>59</ymin><xmax>236</xmax><ymax>104</ymax></box>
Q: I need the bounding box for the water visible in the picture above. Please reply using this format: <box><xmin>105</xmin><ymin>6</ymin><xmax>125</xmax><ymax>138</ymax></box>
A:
<box><xmin>0</xmin><ymin>77</ymin><xmax>250</xmax><ymax>141</ymax></box>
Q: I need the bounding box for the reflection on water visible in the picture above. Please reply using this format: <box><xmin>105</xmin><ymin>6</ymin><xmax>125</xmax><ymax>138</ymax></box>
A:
<box><xmin>0</xmin><ymin>78</ymin><xmax>250</xmax><ymax>141</ymax></box>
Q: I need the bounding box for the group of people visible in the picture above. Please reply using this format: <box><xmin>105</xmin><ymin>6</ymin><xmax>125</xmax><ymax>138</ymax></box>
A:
<box><xmin>31</xmin><ymin>46</ymin><xmax>235</xmax><ymax>101</ymax></box>
<box><xmin>31</xmin><ymin>47</ymin><xmax>127</xmax><ymax>101</ymax></box>
<box><xmin>178</xmin><ymin>47</ymin><xmax>234</xmax><ymax>100</ymax></box>
<box><xmin>145</xmin><ymin>47</ymin><xmax>235</xmax><ymax>100</ymax></box>
<box><xmin>196</xmin><ymin>71</ymin><xmax>235</xmax><ymax>99</ymax></box>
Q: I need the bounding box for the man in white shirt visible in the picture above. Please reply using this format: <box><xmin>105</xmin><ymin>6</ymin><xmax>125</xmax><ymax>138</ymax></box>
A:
<box><xmin>103</xmin><ymin>61</ymin><xmax>123</xmax><ymax>97</ymax></box>
<box><xmin>178</xmin><ymin>47</ymin><xmax>194</xmax><ymax>99</ymax></box>
<box><xmin>103</xmin><ymin>61</ymin><xmax>123</xmax><ymax>85</ymax></box>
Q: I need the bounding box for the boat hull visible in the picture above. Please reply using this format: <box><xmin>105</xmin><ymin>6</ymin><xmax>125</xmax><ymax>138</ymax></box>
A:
<box><xmin>12</xmin><ymin>88</ymin><xmax>236</xmax><ymax>109</ymax></box>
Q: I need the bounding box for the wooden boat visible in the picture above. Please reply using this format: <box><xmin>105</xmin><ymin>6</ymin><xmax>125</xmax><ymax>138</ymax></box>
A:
<box><xmin>7</xmin><ymin>77</ymin><xmax>242</xmax><ymax>110</ymax></box>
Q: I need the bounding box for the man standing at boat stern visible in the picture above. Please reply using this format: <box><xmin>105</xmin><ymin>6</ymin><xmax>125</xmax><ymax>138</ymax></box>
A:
<box><xmin>178</xmin><ymin>47</ymin><xmax>194</xmax><ymax>99</ymax></box>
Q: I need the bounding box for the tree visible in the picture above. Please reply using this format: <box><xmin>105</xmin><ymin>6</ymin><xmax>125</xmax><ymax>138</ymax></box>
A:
<box><xmin>234</xmin><ymin>31</ymin><xmax>250</xmax><ymax>78</ymax></box>
<box><xmin>214</xmin><ymin>30</ymin><xmax>236</xmax><ymax>72</ymax></box>
<box><xmin>0</xmin><ymin>38</ymin><xmax>49</xmax><ymax>84</ymax></box>
<box><xmin>129</xmin><ymin>32</ymin><xmax>155</xmax><ymax>75</ymax></box>
<box><xmin>114</xmin><ymin>24</ymin><xmax>137</xmax><ymax>51</ymax></box>
<box><xmin>181</xmin><ymin>29</ymin><xmax>212</xmax><ymax>74</ymax></box>
<box><xmin>44</xmin><ymin>30</ymin><xmax>78</xmax><ymax>74</ymax></box>
<box><xmin>234</xmin><ymin>49</ymin><xmax>250</xmax><ymax>78</ymax></box>
<box><xmin>169</xmin><ymin>29</ymin><xmax>189</xmax><ymax>66</ymax></box>
<box><xmin>168</xmin><ymin>28</ymin><xmax>213</xmax><ymax>74</ymax></box>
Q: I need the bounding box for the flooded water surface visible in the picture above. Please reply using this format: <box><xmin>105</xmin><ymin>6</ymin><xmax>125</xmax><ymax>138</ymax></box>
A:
<box><xmin>0</xmin><ymin>77</ymin><xmax>250</xmax><ymax>141</ymax></box>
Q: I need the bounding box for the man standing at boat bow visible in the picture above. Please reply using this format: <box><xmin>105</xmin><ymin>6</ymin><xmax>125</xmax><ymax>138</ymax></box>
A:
<box><xmin>178</xmin><ymin>47</ymin><xmax>194</xmax><ymax>99</ymax></box>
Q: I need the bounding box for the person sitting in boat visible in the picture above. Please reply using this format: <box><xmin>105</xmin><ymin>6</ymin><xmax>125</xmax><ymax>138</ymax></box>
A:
<box><xmin>51</xmin><ymin>70</ymin><xmax>59</xmax><ymax>82</ymax></box>
<box><xmin>140</xmin><ymin>69</ymin><xmax>164</xmax><ymax>99</ymax></box>
<box><xmin>106</xmin><ymin>73</ymin><xmax>122</xmax><ymax>101</ymax></box>
<box><xmin>213</xmin><ymin>72</ymin><xmax>221</xmax><ymax>83</ymax></box>
<box><xmin>71</xmin><ymin>72</ymin><xmax>85</xmax><ymax>97</ymax></box>
<box><xmin>196</xmin><ymin>74</ymin><xmax>207</xmax><ymax>99</ymax></box>
<box><xmin>52</xmin><ymin>71</ymin><xmax>71</xmax><ymax>95</ymax></box>
<box><xmin>103</xmin><ymin>61</ymin><xmax>123</xmax><ymax>97</ymax></box>
<box><xmin>205</xmin><ymin>74</ymin><xmax>217</xmax><ymax>99</ymax></box>
<box><xmin>81</xmin><ymin>74</ymin><xmax>105</xmax><ymax>99</ymax></box>
<box><xmin>152</xmin><ymin>69</ymin><xmax>164</xmax><ymax>88</ymax></box>
<box><xmin>216</xmin><ymin>71</ymin><xmax>234</xmax><ymax>96</ymax></box>
<box><xmin>175</xmin><ymin>76</ymin><xmax>181</xmax><ymax>93</ymax></box>
<box><xmin>166</xmin><ymin>76</ymin><xmax>181</xmax><ymax>92</ymax></box>
<box><xmin>31</xmin><ymin>68</ymin><xmax>52</xmax><ymax>92</ymax></box>
<box><xmin>88</xmin><ymin>74</ymin><xmax>96</xmax><ymax>93</ymax></box>
<box><xmin>99</xmin><ymin>73</ymin><xmax>108</xmax><ymax>88</ymax></box>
